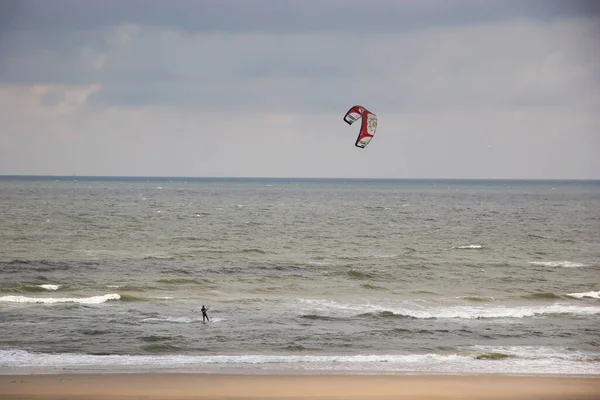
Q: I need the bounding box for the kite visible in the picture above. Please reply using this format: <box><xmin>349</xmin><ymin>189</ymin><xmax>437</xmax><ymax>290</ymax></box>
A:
<box><xmin>343</xmin><ymin>105</ymin><xmax>377</xmax><ymax>148</ymax></box>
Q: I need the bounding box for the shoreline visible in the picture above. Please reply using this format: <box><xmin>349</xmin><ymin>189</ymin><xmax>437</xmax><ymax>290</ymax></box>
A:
<box><xmin>1</xmin><ymin>373</ymin><xmax>599</xmax><ymax>400</ymax></box>
<box><xmin>2</xmin><ymin>368</ymin><xmax>600</xmax><ymax>378</ymax></box>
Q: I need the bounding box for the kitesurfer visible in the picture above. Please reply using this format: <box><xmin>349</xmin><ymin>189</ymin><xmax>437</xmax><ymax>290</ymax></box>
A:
<box><xmin>201</xmin><ymin>305</ymin><xmax>210</xmax><ymax>322</ymax></box>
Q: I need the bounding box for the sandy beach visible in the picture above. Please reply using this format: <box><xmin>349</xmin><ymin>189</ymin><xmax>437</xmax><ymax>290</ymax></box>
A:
<box><xmin>1</xmin><ymin>373</ymin><xmax>599</xmax><ymax>400</ymax></box>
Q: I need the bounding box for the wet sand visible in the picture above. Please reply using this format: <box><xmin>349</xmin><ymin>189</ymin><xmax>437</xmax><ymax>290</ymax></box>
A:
<box><xmin>1</xmin><ymin>373</ymin><xmax>599</xmax><ymax>399</ymax></box>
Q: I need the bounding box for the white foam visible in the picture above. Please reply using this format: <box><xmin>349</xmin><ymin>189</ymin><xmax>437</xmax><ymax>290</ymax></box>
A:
<box><xmin>142</xmin><ymin>316</ymin><xmax>194</xmax><ymax>323</ymax></box>
<box><xmin>0</xmin><ymin>294</ymin><xmax>120</xmax><ymax>304</ymax></box>
<box><xmin>404</xmin><ymin>304</ymin><xmax>600</xmax><ymax>319</ymax></box>
<box><xmin>455</xmin><ymin>245</ymin><xmax>483</xmax><ymax>249</ymax></box>
<box><xmin>529</xmin><ymin>261</ymin><xmax>587</xmax><ymax>268</ymax></box>
<box><xmin>1</xmin><ymin>348</ymin><xmax>598</xmax><ymax>375</ymax></box>
<box><xmin>38</xmin><ymin>284</ymin><xmax>60</xmax><ymax>291</ymax></box>
<box><xmin>566</xmin><ymin>291</ymin><xmax>600</xmax><ymax>299</ymax></box>
<box><xmin>298</xmin><ymin>299</ymin><xmax>600</xmax><ymax>319</ymax></box>
<box><xmin>141</xmin><ymin>316</ymin><xmax>222</xmax><ymax>324</ymax></box>
<box><xmin>468</xmin><ymin>345</ymin><xmax>596</xmax><ymax>361</ymax></box>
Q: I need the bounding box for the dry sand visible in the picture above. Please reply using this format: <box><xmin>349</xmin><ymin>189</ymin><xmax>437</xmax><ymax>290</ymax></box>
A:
<box><xmin>1</xmin><ymin>373</ymin><xmax>599</xmax><ymax>399</ymax></box>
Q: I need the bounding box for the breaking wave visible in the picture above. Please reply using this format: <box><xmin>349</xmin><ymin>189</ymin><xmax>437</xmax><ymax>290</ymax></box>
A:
<box><xmin>567</xmin><ymin>291</ymin><xmax>600</xmax><ymax>299</ymax></box>
<box><xmin>298</xmin><ymin>299</ymin><xmax>600</xmax><ymax>319</ymax></box>
<box><xmin>528</xmin><ymin>261</ymin><xmax>587</xmax><ymax>268</ymax></box>
<box><xmin>1</xmin><ymin>348</ymin><xmax>598</xmax><ymax>375</ymax></box>
<box><xmin>0</xmin><ymin>294</ymin><xmax>120</xmax><ymax>304</ymax></box>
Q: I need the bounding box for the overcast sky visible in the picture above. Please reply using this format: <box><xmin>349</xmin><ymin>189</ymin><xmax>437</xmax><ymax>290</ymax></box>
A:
<box><xmin>1</xmin><ymin>0</ymin><xmax>598</xmax><ymax>179</ymax></box>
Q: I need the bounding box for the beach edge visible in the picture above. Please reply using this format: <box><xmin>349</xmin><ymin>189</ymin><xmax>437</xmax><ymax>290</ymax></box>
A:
<box><xmin>1</xmin><ymin>373</ymin><xmax>599</xmax><ymax>399</ymax></box>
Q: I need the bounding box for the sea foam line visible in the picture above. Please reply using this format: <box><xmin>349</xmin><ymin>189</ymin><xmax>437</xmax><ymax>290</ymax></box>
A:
<box><xmin>528</xmin><ymin>261</ymin><xmax>587</xmax><ymax>268</ymax></box>
<box><xmin>468</xmin><ymin>345</ymin><xmax>599</xmax><ymax>361</ymax></box>
<box><xmin>567</xmin><ymin>291</ymin><xmax>600</xmax><ymax>299</ymax></box>
<box><xmin>1</xmin><ymin>349</ymin><xmax>598</xmax><ymax>375</ymax></box>
<box><xmin>0</xmin><ymin>294</ymin><xmax>120</xmax><ymax>304</ymax></box>
<box><xmin>298</xmin><ymin>299</ymin><xmax>600</xmax><ymax>319</ymax></box>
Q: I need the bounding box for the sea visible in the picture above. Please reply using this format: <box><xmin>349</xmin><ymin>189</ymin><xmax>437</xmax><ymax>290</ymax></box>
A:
<box><xmin>0</xmin><ymin>176</ymin><xmax>599</xmax><ymax>376</ymax></box>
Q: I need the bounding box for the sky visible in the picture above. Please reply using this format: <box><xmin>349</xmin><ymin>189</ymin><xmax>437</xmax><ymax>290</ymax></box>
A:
<box><xmin>0</xmin><ymin>0</ymin><xmax>599</xmax><ymax>179</ymax></box>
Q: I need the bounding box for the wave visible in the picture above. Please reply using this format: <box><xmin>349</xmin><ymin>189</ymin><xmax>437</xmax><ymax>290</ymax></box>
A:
<box><xmin>240</xmin><ymin>248</ymin><xmax>268</xmax><ymax>254</ymax></box>
<box><xmin>307</xmin><ymin>261</ymin><xmax>331</xmax><ymax>266</ymax></box>
<box><xmin>300</xmin><ymin>314</ymin><xmax>345</xmax><ymax>322</ymax></box>
<box><xmin>0</xmin><ymin>260</ymin><xmax>78</xmax><ymax>273</ymax></box>
<box><xmin>298</xmin><ymin>299</ymin><xmax>600</xmax><ymax>320</ymax></box>
<box><xmin>361</xmin><ymin>283</ymin><xmax>385</xmax><ymax>290</ymax></box>
<box><xmin>140</xmin><ymin>335</ymin><xmax>173</xmax><ymax>343</ymax></box>
<box><xmin>344</xmin><ymin>269</ymin><xmax>375</xmax><ymax>280</ymax></box>
<box><xmin>142</xmin><ymin>255</ymin><xmax>176</xmax><ymax>261</ymax></box>
<box><xmin>453</xmin><ymin>245</ymin><xmax>483</xmax><ymax>250</ymax></box>
<box><xmin>179</xmin><ymin>235</ymin><xmax>211</xmax><ymax>242</ymax></box>
<box><xmin>468</xmin><ymin>345</ymin><xmax>599</xmax><ymax>362</ymax></box>
<box><xmin>457</xmin><ymin>296</ymin><xmax>495</xmax><ymax>302</ymax></box>
<box><xmin>37</xmin><ymin>284</ymin><xmax>60</xmax><ymax>291</ymax></box>
<box><xmin>155</xmin><ymin>278</ymin><xmax>210</xmax><ymax>285</ymax></box>
<box><xmin>361</xmin><ymin>205</ymin><xmax>390</xmax><ymax>211</ymax></box>
<box><xmin>80</xmin><ymin>329</ymin><xmax>111</xmax><ymax>336</ymax></box>
<box><xmin>567</xmin><ymin>291</ymin><xmax>600</xmax><ymax>299</ymax></box>
<box><xmin>366</xmin><ymin>311</ymin><xmax>413</xmax><ymax>319</ymax></box>
<box><xmin>1</xmin><ymin>348</ymin><xmax>598</xmax><ymax>375</ymax></box>
<box><xmin>141</xmin><ymin>316</ymin><xmax>196</xmax><ymax>324</ymax></box>
<box><xmin>0</xmin><ymin>293</ymin><xmax>120</xmax><ymax>304</ymax></box>
<box><xmin>105</xmin><ymin>284</ymin><xmax>159</xmax><ymax>292</ymax></box>
<box><xmin>475</xmin><ymin>353</ymin><xmax>514</xmax><ymax>360</ymax></box>
<box><xmin>141</xmin><ymin>343</ymin><xmax>182</xmax><ymax>352</ymax></box>
<box><xmin>284</xmin><ymin>344</ymin><xmax>315</xmax><ymax>351</ymax></box>
<box><xmin>528</xmin><ymin>261</ymin><xmax>587</xmax><ymax>268</ymax></box>
<box><xmin>8</xmin><ymin>284</ymin><xmax>62</xmax><ymax>293</ymax></box>
<box><xmin>119</xmin><ymin>294</ymin><xmax>152</xmax><ymax>302</ymax></box>
<box><xmin>463</xmin><ymin>292</ymin><xmax>597</xmax><ymax>302</ymax></box>
<box><xmin>521</xmin><ymin>292</ymin><xmax>563</xmax><ymax>300</ymax></box>
<box><xmin>421</xmin><ymin>304</ymin><xmax>600</xmax><ymax>319</ymax></box>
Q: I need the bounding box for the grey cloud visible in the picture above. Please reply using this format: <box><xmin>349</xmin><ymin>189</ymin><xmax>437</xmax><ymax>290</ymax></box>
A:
<box><xmin>72</xmin><ymin>21</ymin><xmax>600</xmax><ymax>113</ymax></box>
<box><xmin>40</xmin><ymin>90</ymin><xmax>66</xmax><ymax>107</ymax></box>
<box><xmin>1</xmin><ymin>2</ymin><xmax>598</xmax><ymax>114</ymax></box>
<box><xmin>2</xmin><ymin>0</ymin><xmax>598</xmax><ymax>34</ymax></box>
<box><xmin>1</xmin><ymin>1</ymin><xmax>598</xmax><ymax>179</ymax></box>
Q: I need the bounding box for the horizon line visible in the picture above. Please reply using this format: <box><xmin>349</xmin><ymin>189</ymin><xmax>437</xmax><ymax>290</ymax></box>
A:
<box><xmin>0</xmin><ymin>174</ymin><xmax>599</xmax><ymax>182</ymax></box>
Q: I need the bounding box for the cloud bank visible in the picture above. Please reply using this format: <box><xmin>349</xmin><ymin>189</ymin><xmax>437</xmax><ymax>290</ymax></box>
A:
<box><xmin>0</xmin><ymin>0</ymin><xmax>598</xmax><ymax>178</ymax></box>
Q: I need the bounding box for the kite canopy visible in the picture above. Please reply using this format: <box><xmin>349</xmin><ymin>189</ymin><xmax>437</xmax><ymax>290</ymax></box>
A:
<box><xmin>343</xmin><ymin>105</ymin><xmax>377</xmax><ymax>149</ymax></box>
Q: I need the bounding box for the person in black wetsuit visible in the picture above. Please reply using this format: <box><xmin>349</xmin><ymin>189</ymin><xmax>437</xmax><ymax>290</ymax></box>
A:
<box><xmin>201</xmin><ymin>305</ymin><xmax>209</xmax><ymax>322</ymax></box>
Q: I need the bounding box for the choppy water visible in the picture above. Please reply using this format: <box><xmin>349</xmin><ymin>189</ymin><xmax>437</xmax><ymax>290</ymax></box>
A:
<box><xmin>1</xmin><ymin>176</ymin><xmax>599</xmax><ymax>375</ymax></box>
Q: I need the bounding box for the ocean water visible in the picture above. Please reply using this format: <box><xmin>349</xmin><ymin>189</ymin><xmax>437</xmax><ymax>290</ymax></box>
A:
<box><xmin>0</xmin><ymin>176</ymin><xmax>599</xmax><ymax>375</ymax></box>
